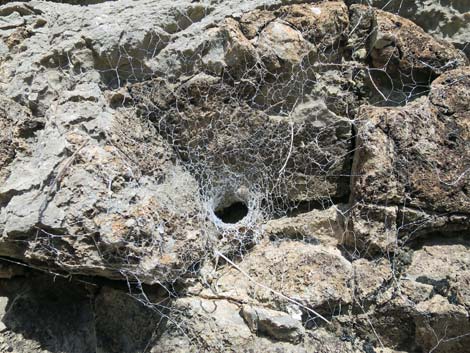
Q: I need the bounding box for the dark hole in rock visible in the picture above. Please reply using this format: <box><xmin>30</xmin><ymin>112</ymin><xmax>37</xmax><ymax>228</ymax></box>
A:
<box><xmin>215</xmin><ymin>201</ymin><xmax>248</xmax><ymax>224</ymax></box>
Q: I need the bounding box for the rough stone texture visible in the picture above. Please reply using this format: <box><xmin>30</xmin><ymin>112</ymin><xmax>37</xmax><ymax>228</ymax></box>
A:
<box><xmin>264</xmin><ymin>205</ymin><xmax>345</xmax><ymax>246</ymax></box>
<box><xmin>348</xmin><ymin>66</ymin><xmax>470</xmax><ymax>255</ymax></box>
<box><xmin>0</xmin><ymin>11</ymin><xmax>207</xmax><ymax>282</ymax></box>
<box><xmin>414</xmin><ymin>295</ymin><xmax>470</xmax><ymax>353</ymax></box>
<box><xmin>353</xmin><ymin>67</ymin><xmax>470</xmax><ymax>213</ymax></box>
<box><xmin>368</xmin><ymin>6</ymin><xmax>467</xmax><ymax>77</ymax></box>
<box><xmin>353</xmin><ymin>258</ymin><xmax>392</xmax><ymax>301</ymax></box>
<box><xmin>0</xmin><ymin>0</ymin><xmax>469</xmax><ymax>352</ymax></box>
<box><xmin>347</xmin><ymin>4</ymin><xmax>468</xmax><ymax>105</ymax></box>
<box><xmin>153</xmin><ymin>292</ymin><xmax>365</xmax><ymax>353</ymax></box>
<box><xmin>348</xmin><ymin>0</ymin><xmax>470</xmax><ymax>58</ymax></box>
<box><xmin>129</xmin><ymin>76</ymin><xmax>353</xmax><ymax>203</ymax></box>
<box><xmin>211</xmin><ymin>240</ymin><xmax>354</xmax><ymax>314</ymax></box>
<box><xmin>240</xmin><ymin>305</ymin><xmax>305</xmax><ymax>343</ymax></box>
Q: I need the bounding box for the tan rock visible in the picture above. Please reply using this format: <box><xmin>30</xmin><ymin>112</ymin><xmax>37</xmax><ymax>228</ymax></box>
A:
<box><xmin>430</xmin><ymin>66</ymin><xmax>470</xmax><ymax>115</ymax></box>
<box><xmin>264</xmin><ymin>205</ymin><xmax>345</xmax><ymax>246</ymax></box>
<box><xmin>406</xmin><ymin>244</ymin><xmax>470</xmax><ymax>286</ymax></box>
<box><xmin>0</xmin><ymin>1</ymin><xmax>468</xmax><ymax>352</ymax></box>
<box><xmin>345</xmin><ymin>204</ymin><xmax>399</xmax><ymax>255</ymax></box>
<box><xmin>256</xmin><ymin>20</ymin><xmax>316</xmax><ymax>70</ymax></box>
<box><xmin>220</xmin><ymin>17</ymin><xmax>259</xmax><ymax>76</ymax></box>
<box><xmin>398</xmin><ymin>280</ymin><xmax>433</xmax><ymax>304</ymax></box>
<box><xmin>450</xmin><ymin>271</ymin><xmax>470</xmax><ymax>308</ymax></box>
<box><xmin>352</xmin><ymin>67</ymin><xmax>470</xmax><ymax>214</ymax></box>
<box><xmin>152</xmin><ymin>298</ymin><xmax>252</xmax><ymax>353</ymax></box>
<box><xmin>276</xmin><ymin>2</ymin><xmax>349</xmax><ymax>51</ymax></box>
<box><xmin>215</xmin><ymin>241</ymin><xmax>353</xmax><ymax>312</ymax></box>
<box><xmin>414</xmin><ymin>295</ymin><xmax>470</xmax><ymax>353</ymax></box>
<box><xmin>367</xmin><ymin>6</ymin><xmax>468</xmax><ymax>77</ymax></box>
<box><xmin>353</xmin><ymin>258</ymin><xmax>392</xmax><ymax>300</ymax></box>
<box><xmin>349</xmin><ymin>0</ymin><xmax>470</xmax><ymax>59</ymax></box>
<box><xmin>239</xmin><ymin>9</ymin><xmax>276</xmax><ymax>40</ymax></box>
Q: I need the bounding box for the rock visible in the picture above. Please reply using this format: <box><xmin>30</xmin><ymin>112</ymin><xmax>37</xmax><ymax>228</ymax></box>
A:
<box><xmin>399</xmin><ymin>280</ymin><xmax>434</xmax><ymax>304</ymax></box>
<box><xmin>353</xmin><ymin>258</ymin><xmax>392</xmax><ymax>300</ymax></box>
<box><xmin>0</xmin><ymin>272</ymin><xmax>166</xmax><ymax>353</ymax></box>
<box><xmin>0</xmin><ymin>262</ymin><xmax>25</xmax><ymax>279</ymax></box>
<box><xmin>430</xmin><ymin>66</ymin><xmax>470</xmax><ymax>114</ymax></box>
<box><xmin>0</xmin><ymin>275</ymin><xmax>96</xmax><ymax>353</ymax></box>
<box><xmin>356</xmin><ymin>240</ymin><xmax>470</xmax><ymax>351</ymax></box>
<box><xmin>152</xmin><ymin>297</ymin><xmax>254</xmax><ymax>353</ymax></box>
<box><xmin>347</xmin><ymin>4</ymin><xmax>468</xmax><ymax>104</ymax></box>
<box><xmin>239</xmin><ymin>9</ymin><xmax>276</xmax><ymax>40</ymax></box>
<box><xmin>405</xmin><ymin>242</ymin><xmax>470</xmax><ymax>297</ymax></box>
<box><xmin>256</xmin><ymin>19</ymin><xmax>316</xmax><ymax>71</ymax></box>
<box><xmin>130</xmin><ymin>76</ymin><xmax>353</xmax><ymax>204</ymax></box>
<box><xmin>276</xmin><ymin>2</ymin><xmax>349</xmax><ymax>54</ymax></box>
<box><xmin>352</xmin><ymin>289</ymin><xmax>421</xmax><ymax>350</ymax></box>
<box><xmin>0</xmin><ymin>11</ymin><xmax>24</xmax><ymax>30</ymax></box>
<box><xmin>214</xmin><ymin>241</ymin><xmax>353</xmax><ymax>314</ymax></box>
<box><xmin>241</xmin><ymin>305</ymin><xmax>304</xmax><ymax>343</ymax></box>
<box><xmin>450</xmin><ymin>271</ymin><xmax>470</xmax><ymax>308</ymax></box>
<box><xmin>155</xmin><ymin>296</ymin><xmax>367</xmax><ymax>353</ymax></box>
<box><xmin>345</xmin><ymin>204</ymin><xmax>399</xmax><ymax>255</ymax></box>
<box><xmin>375</xmin><ymin>349</ymin><xmax>407</xmax><ymax>353</ymax></box>
<box><xmin>351</xmin><ymin>5</ymin><xmax>468</xmax><ymax>79</ymax></box>
<box><xmin>348</xmin><ymin>4</ymin><xmax>375</xmax><ymax>58</ymax></box>
<box><xmin>95</xmin><ymin>286</ymin><xmax>164</xmax><ymax>353</ymax></box>
<box><xmin>0</xmin><ymin>94</ymin><xmax>41</xmax><ymax>184</ymax></box>
<box><xmin>0</xmin><ymin>0</ymin><xmax>469</xmax><ymax>352</ymax></box>
<box><xmin>347</xmin><ymin>0</ymin><xmax>470</xmax><ymax>58</ymax></box>
<box><xmin>349</xmin><ymin>67</ymin><xmax>470</xmax><ymax>254</ymax></box>
<box><xmin>0</xmin><ymin>101</ymin><xmax>206</xmax><ymax>283</ymax></box>
<box><xmin>414</xmin><ymin>295</ymin><xmax>470</xmax><ymax>353</ymax></box>
<box><xmin>397</xmin><ymin>207</ymin><xmax>470</xmax><ymax>241</ymax></box>
<box><xmin>264</xmin><ymin>205</ymin><xmax>345</xmax><ymax>246</ymax></box>
<box><xmin>218</xmin><ymin>17</ymin><xmax>259</xmax><ymax>77</ymax></box>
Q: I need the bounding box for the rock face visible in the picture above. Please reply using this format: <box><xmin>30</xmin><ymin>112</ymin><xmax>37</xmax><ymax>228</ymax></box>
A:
<box><xmin>348</xmin><ymin>66</ymin><xmax>470</xmax><ymax>254</ymax></box>
<box><xmin>348</xmin><ymin>0</ymin><xmax>470</xmax><ymax>58</ymax></box>
<box><xmin>0</xmin><ymin>0</ymin><xmax>469</xmax><ymax>352</ymax></box>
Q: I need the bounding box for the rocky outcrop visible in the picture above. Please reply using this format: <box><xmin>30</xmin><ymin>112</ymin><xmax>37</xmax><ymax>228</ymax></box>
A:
<box><xmin>0</xmin><ymin>0</ymin><xmax>469</xmax><ymax>352</ymax></box>
<box><xmin>348</xmin><ymin>66</ymin><xmax>470</xmax><ymax>255</ymax></box>
<box><xmin>348</xmin><ymin>0</ymin><xmax>470</xmax><ymax>58</ymax></box>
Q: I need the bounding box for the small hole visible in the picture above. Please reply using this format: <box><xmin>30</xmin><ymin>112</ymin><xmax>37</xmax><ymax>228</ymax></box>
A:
<box><xmin>214</xmin><ymin>201</ymin><xmax>248</xmax><ymax>224</ymax></box>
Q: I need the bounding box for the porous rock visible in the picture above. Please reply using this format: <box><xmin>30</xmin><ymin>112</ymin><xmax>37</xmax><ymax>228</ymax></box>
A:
<box><xmin>0</xmin><ymin>0</ymin><xmax>469</xmax><ymax>352</ymax></box>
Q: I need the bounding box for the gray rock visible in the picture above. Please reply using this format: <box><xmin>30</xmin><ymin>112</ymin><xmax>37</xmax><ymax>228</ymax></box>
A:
<box><xmin>348</xmin><ymin>0</ymin><xmax>470</xmax><ymax>58</ymax></box>
<box><xmin>241</xmin><ymin>305</ymin><xmax>305</xmax><ymax>343</ymax></box>
<box><xmin>0</xmin><ymin>0</ymin><xmax>469</xmax><ymax>352</ymax></box>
